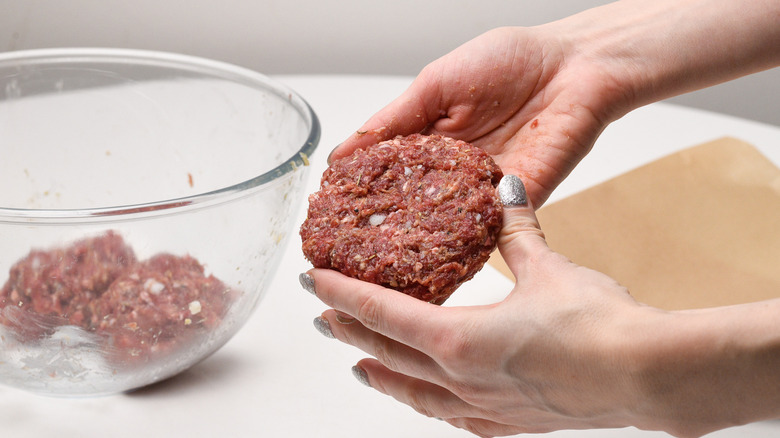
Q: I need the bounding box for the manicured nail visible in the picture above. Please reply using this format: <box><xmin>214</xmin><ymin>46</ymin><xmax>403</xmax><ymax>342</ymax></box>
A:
<box><xmin>498</xmin><ymin>175</ymin><xmax>527</xmax><ymax>207</ymax></box>
<box><xmin>313</xmin><ymin>316</ymin><xmax>335</xmax><ymax>338</ymax></box>
<box><xmin>352</xmin><ymin>365</ymin><xmax>371</xmax><ymax>387</ymax></box>
<box><xmin>299</xmin><ymin>272</ymin><xmax>316</xmax><ymax>295</ymax></box>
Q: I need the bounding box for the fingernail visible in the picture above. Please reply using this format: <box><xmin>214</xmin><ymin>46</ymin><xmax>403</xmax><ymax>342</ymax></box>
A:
<box><xmin>299</xmin><ymin>272</ymin><xmax>316</xmax><ymax>295</ymax></box>
<box><xmin>326</xmin><ymin>143</ymin><xmax>341</xmax><ymax>165</ymax></box>
<box><xmin>352</xmin><ymin>365</ymin><xmax>371</xmax><ymax>387</ymax></box>
<box><xmin>335</xmin><ymin>311</ymin><xmax>356</xmax><ymax>324</ymax></box>
<box><xmin>498</xmin><ymin>175</ymin><xmax>528</xmax><ymax>207</ymax></box>
<box><xmin>313</xmin><ymin>316</ymin><xmax>335</xmax><ymax>338</ymax></box>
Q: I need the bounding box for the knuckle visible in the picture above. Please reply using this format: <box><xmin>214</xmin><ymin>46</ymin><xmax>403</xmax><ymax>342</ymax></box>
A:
<box><xmin>371</xmin><ymin>338</ymin><xmax>401</xmax><ymax>372</ymax></box>
<box><xmin>433</xmin><ymin>327</ymin><xmax>475</xmax><ymax>372</ymax></box>
<box><xmin>430</xmin><ymin>328</ymin><xmax>487</xmax><ymax>405</ymax></box>
<box><xmin>355</xmin><ymin>293</ymin><xmax>384</xmax><ymax>332</ymax></box>
<box><xmin>336</xmin><ymin>319</ymin><xmax>358</xmax><ymax>345</ymax></box>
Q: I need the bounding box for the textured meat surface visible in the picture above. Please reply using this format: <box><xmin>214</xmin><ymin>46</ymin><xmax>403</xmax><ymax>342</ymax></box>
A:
<box><xmin>0</xmin><ymin>232</ymin><xmax>137</xmax><ymax>338</ymax></box>
<box><xmin>300</xmin><ymin>134</ymin><xmax>503</xmax><ymax>304</ymax></box>
<box><xmin>0</xmin><ymin>232</ymin><xmax>236</xmax><ymax>364</ymax></box>
<box><xmin>94</xmin><ymin>254</ymin><xmax>234</xmax><ymax>362</ymax></box>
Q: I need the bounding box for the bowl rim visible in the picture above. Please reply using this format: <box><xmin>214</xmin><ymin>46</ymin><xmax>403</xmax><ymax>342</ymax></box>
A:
<box><xmin>0</xmin><ymin>47</ymin><xmax>320</xmax><ymax>224</ymax></box>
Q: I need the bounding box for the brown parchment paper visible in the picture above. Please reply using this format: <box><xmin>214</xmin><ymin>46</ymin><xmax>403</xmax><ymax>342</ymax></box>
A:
<box><xmin>488</xmin><ymin>137</ymin><xmax>780</xmax><ymax>310</ymax></box>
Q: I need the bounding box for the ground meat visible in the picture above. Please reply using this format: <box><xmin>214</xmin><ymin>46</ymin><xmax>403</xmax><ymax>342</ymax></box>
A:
<box><xmin>0</xmin><ymin>231</ymin><xmax>136</xmax><ymax>339</ymax></box>
<box><xmin>300</xmin><ymin>134</ymin><xmax>503</xmax><ymax>304</ymax></box>
<box><xmin>0</xmin><ymin>232</ymin><xmax>237</xmax><ymax>365</ymax></box>
<box><xmin>94</xmin><ymin>254</ymin><xmax>234</xmax><ymax>363</ymax></box>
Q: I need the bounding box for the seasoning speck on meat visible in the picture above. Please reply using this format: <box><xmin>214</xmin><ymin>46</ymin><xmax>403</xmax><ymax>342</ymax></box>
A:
<box><xmin>300</xmin><ymin>134</ymin><xmax>503</xmax><ymax>304</ymax></box>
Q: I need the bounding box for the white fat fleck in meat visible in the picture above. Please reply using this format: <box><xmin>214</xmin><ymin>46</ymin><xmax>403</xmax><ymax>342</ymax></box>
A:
<box><xmin>189</xmin><ymin>300</ymin><xmax>202</xmax><ymax>315</ymax></box>
<box><xmin>369</xmin><ymin>213</ymin><xmax>387</xmax><ymax>226</ymax></box>
<box><xmin>144</xmin><ymin>278</ymin><xmax>165</xmax><ymax>295</ymax></box>
<box><xmin>404</xmin><ymin>166</ymin><xmax>413</xmax><ymax>176</ymax></box>
<box><xmin>30</xmin><ymin>255</ymin><xmax>42</xmax><ymax>270</ymax></box>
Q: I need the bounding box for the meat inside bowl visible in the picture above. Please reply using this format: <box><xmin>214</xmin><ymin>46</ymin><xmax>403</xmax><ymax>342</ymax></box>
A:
<box><xmin>0</xmin><ymin>48</ymin><xmax>319</xmax><ymax>396</ymax></box>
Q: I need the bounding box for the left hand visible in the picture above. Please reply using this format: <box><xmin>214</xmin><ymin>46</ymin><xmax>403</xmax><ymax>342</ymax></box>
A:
<box><xmin>302</xmin><ymin>176</ymin><xmax>663</xmax><ymax>437</ymax></box>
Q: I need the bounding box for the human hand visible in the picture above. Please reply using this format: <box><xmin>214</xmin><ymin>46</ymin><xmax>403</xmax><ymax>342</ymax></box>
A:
<box><xmin>328</xmin><ymin>0</ymin><xmax>780</xmax><ymax>209</ymax></box>
<box><xmin>329</xmin><ymin>26</ymin><xmax>625</xmax><ymax>208</ymax></box>
<box><xmin>302</xmin><ymin>174</ymin><xmax>780</xmax><ymax>437</ymax></box>
<box><xmin>302</xmin><ymin>175</ymin><xmax>655</xmax><ymax>436</ymax></box>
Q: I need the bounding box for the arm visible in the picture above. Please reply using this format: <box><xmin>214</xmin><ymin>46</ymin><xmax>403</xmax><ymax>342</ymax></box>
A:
<box><xmin>308</xmin><ymin>1</ymin><xmax>780</xmax><ymax>436</ymax></box>
<box><xmin>628</xmin><ymin>300</ymin><xmax>780</xmax><ymax>435</ymax></box>
<box><xmin>550</xmin><ymin>0</ymin><xmax>780</xmax><ymax>107</ymax></box>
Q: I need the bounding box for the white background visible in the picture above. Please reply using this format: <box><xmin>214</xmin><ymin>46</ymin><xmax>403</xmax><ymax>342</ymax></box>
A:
<box><xmin>1</xmin><ymin>0</ymin><xmax>778</xmax><ymax>126</ymax></box>
<box><xmin>2</xmin><ymin>74</ymin><xmax>780</xmax><ymax>438</ymax></box>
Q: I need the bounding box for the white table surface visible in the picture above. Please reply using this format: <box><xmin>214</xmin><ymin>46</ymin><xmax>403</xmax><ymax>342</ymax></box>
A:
<box><xmin>2</xmin><ymin>75</ymin><xmax>779</xmax><ymax>438</ymax></box>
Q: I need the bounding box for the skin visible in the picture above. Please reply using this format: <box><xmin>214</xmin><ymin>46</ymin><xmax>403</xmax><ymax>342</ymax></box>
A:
<box><xmin>308</xmin><ymin>0</ymin><xmax>780</xmax><ymax>436</ymax></box>
<box><xmin>308</xmin><ymin>196</ymin><xmax>780</xmax><ymax>437</ymax></box>
<box><xmin>328</xmin><ymin>0</ymin><xmax>780</xmax><ymax>208</ymax></box>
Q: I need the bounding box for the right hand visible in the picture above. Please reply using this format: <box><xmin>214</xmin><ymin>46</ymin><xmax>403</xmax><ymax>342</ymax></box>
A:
<box><xmin>329</xmin><ymin>25</ymin><xmax>633</xmax><ymax>207</ymax></box>
<box><xmin>328</xmin><ymin>0</ymin><xmax>780</xmax><ymax>208</ymax></box>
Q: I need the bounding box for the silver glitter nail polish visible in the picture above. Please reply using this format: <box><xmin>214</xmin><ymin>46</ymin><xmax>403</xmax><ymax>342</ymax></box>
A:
<box><xmin>352</xmin><ymin>365</ymin><xmax>370</xmax><ymax>387</ymax></box>
<box><xmin>299</xmin><ymin>272</ymin><xmax>316</xmax><ymax>295</ymax></box>
<box><xmin>313</xmin><ymin>316</ymin><xmax>335</xmax><ymax>338</ymax></box>
<box><xmin>498</xmin><ymin>174</ymin><xmax>528</xmax><ymax>207</ymax></box>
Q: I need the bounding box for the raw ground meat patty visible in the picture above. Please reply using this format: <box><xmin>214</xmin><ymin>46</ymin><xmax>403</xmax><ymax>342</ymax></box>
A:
<box><xmin>300</xmin><ymin>134</ymin><xmax>503</xmax><ymax>304</ymax></box>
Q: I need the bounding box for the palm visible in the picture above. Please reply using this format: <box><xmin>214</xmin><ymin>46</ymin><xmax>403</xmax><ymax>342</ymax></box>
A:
<box><xmin>332</xmin><ymin>27</ymin><xmax>622</xmax><ymax>207</ymax></box>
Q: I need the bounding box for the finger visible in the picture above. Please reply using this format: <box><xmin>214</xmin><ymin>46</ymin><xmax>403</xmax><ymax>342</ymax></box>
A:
<box><xmin>356</xmin><ymin>357</ymin><xmax>545</xmax><ymax>437</ymax></box>
<box><xmin>495</xmin><ymin>175</ymin><xmax>548</xmax><ymax>280</ymax></box>
<box><xmin>328</xmin><ymin>78</ymin><xmax>441</xmax><ymax>164</ymax></box>
<box><xmin>318</xmin><ymin>310</ymin><xmax>447</xmax><ymax>384</ymax></box>
<box><xmin>445</xmin><ymin>417</ymin><xmax>526</xmax><ymax>438</ymax></box>
<box><xmin>304</xmin><ymin>269</ymin><xmax>449</xmax><ymax>355</ymax></box>
<box><xmin>354</xmin><ymin>358</ymin><xmax>484</xmax><ymax>421</ymax></box>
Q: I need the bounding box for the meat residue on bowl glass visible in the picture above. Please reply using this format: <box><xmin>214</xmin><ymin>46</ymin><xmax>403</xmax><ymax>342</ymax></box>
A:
<box><xmin>0</xmin><ymin>231</ymin><xmax>239</xmax><ymax>366</ymax></box>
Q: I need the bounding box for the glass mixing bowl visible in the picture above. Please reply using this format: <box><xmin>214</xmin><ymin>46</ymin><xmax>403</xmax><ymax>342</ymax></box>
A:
<box><xmin>0</xmin><ymin>48</ymin><xmax>320</xmax><ymax>396</ymax></box>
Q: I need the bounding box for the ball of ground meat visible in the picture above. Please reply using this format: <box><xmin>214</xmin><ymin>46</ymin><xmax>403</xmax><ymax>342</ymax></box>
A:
<box><xmin>0</xmin><ymin>232</ymin><xmax>239</xmax><ymax>366</ymax></box>
<box><xmin>0</xmin><ymin>231</ymin><xmax>137</xmax><ymax>339</ymax></box>
<box><xmin>300</xmin><ymin>134</ymin><xmax>503</xmax><ymax>304</ymax></box>
<box><xmin>93</xmin><ymin>253</ymin><xmax>235</xmax><ymax>363</ymax></box>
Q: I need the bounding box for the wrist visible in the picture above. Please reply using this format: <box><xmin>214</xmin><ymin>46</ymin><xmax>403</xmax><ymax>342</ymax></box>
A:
<box><xmin>539</xmin><ymin>0</ymin><xmax>780</xmax><ymax>117</ymax></box>
<box><xmin>621</xmin><ymin>301</ymin><xmax>780</xmax><ymax>436</ymax></box>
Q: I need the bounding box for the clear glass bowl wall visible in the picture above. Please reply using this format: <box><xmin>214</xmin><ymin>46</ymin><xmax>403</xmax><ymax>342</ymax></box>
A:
<box><xmin>0</xmin><ymin>49</ymin><xmax>319</xmax><ymax>396</ymax></box>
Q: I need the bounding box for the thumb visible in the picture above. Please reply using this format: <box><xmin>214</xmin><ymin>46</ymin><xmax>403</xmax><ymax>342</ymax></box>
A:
<box><xmin>496</xmin><ymin>175</ymin><xmax>549</xmax><ymax>280</ymax></box>
<box><xmin>328</xmin><ymin>80</ymin><xmax>438</xmax><ymax>164</ymax></box>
